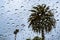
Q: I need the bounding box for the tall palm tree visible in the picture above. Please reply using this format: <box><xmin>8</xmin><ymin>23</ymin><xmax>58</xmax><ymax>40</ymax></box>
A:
<box><xmin>28</xmin><ymin>4</ymin><xmax>56</xmax><ymax>40</ymax></box>
<box><xmin>14</xmin><ymin>29</ymin><xmax>19</xmax><ymax>40</ymax></box>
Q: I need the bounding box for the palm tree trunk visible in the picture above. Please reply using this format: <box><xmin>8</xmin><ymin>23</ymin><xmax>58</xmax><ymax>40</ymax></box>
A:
<box><xmin>15</xmin><ymin>34</ymin><xmax>16</xmax><ymax>40</ymax></box>
<box><xmin>41</xmin><ymin>29</ymin><xmax>45</xmax><ymax>40</ymax></box>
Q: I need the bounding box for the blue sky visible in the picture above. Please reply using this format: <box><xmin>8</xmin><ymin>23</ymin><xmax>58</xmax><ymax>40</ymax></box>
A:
<box><xmin>0</xmin><ymin>0</ymin><xmax>60</xmax><ymax>40</ymax></box>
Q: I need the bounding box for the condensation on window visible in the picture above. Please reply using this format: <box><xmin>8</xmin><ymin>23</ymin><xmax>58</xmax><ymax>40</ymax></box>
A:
<box><xmin>0</xmin><ymin>0</ymin><xmax>60</xmax><ymax>40</ymax></box>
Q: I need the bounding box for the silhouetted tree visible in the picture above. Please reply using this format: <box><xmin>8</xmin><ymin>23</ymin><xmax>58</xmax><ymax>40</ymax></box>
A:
<box><xmin>26</xmin><ymin>38</ymin><xmax>31</xmax><ymax>40</ymax></box>
<box><xmin>33</xmin><ymin>36</ymin><xmax>42</xmax><ymax>40</ymax></box>
<box><xmin>28</xmin><ymin>4</ymin><xmax>56</xmax><ymax>40</ymax></box>
<box><xmin>14</xmin><ymin>29</ymin><xmax>19</xmax><ymax>40</ymax></box>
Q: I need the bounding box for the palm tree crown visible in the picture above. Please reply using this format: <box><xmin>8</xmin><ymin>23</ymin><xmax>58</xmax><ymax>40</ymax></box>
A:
<box><xmin>14</xmin><ymin>29</ymin><xmax>19</xmax><ymax>35</ymax></box>
<box><xmin>28</xmin><ymin>4</ymin><xmax>56</xmax><ymax>33</ymax></box>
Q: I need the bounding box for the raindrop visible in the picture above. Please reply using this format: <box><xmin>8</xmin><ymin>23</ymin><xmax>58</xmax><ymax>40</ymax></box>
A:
<box><xmin>24</xmin><ymin>9</ymin><xmax>26</xmax><ymax>11</ymax></box>
<box><xmin>14</xmin><ymin>13</ymin><xmax>17</xmax><ymax>14</ymax></box>
<box><xmin>1</xmin><ymin>6</ymin><xmax>4</xmax><ymax>8</ymax></box>
<box><xmin>16</xmin><ymin>25</ymin><xmax>19</xmax><ymax>27</ymax></box>
<box><xmin>7</xmin><ymin>10</ymin><xmax>10</xmax><ymax>12</ymax></box>
<box><xmin>9</xmin><ymin>34</ymin><xmax>12</xmax><ymax>36</ymax></box>
<box><xmin>52</xmin><ymin>35</ymin><xmax>54</xmax><ymax>37</ymax></box>
<box><xmin>7</xmin><ymin>22</ymin><xmax>10</xmax><ymax>25</ymax></box>
<box><xmin>0</xmin><ymin>34</ymin><xmax>3</xmax><ymax>37</ymax></box>
<box><xmin>11</xmin><ymin>0</ymin><xmax>13</xmax><ymax>1</ymax></box>
<box><xmin>21</xmin><ymin>24</ymin><xmax>25</xmax><ymax>27</ymax></box>
<box><xmin>9</xmin><ymin>18</ymin><xmax>13</xmax><ymax>20</ymax></box>
<box><xmin>23</xmin><ymin>37</ymin><xmax>24</xmax><ymax>39</ymax></box>
<box><xmin>21</xmin><ymin>6</ymin><xmax>24</xmax><ymax>8</ymax></box>
<box><xmin>8</xmin><ymin>28</ymin><xmax>10</xmax><ymax>29</ymax></box>
<box><xmin>6</xmin><ymin>2</ymin><xmax>10</xmax><ymax>4</ymax></box>
<box><xmin>4</xmin><ymin>35</ymin><xmax>7</xmax><ymax>37</ymax></box>
<box><xmin>56</xmin><ymin>1</ymin><xmax>59</xmax><ymax>3</ymax></box>
<box><xmin>55</xmin><ymin>11</ymin><xmax>58</xmax><ymax>13</ymax></box>
<box><xmin>15</xmin><ymin>9</ymin><xmax>18</xmax><ymax>11</ymax></box>
<box><xmin>21</xmin><ymin>29</ymin><xmax>24</xmax><ymax>31</ymax></box>
<box><xmin>57</xmin><ymin>19</ymin><xmax>59</xmax><ymax>21</ymax></box>
<box><xmin>1</xmin><ymin>13</ymin><xmax>4</xmax><ymax>15</ymax></box>
<box><xmin>56</xmin><ymin>7</ymin><xmax>58</xmax><ymax>8</ymax></box>
<box><xmin>12</xmin><ymin>23</ymin><xmax>15</xmax><ymax>25</ymax></box>
<box><xmin>38</xmin><ymin>0</ymin><xmax>40</xmax><ymax>1</ymax></box>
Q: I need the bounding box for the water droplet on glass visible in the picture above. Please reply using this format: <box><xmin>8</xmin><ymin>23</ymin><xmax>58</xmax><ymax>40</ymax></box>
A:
<box><xmin>56</xmin><ymin>1</ymin><xmax>59</xmax><ymax>3</ymax></box>
<box><xmin>15</xmin><ymin>9</ymin><xmax>18</xmax><ymax>11</ymax></box>
<box><xmin>21</xmin><ymin>6</ymin><xmax>24</xmax><ymax>8</ymax></box>
<box><xmin>21</xmin><ymin>24</ymin><xmax>25</xmax><ymax>27</ymax></box>
<box><xmin>7</xmin><ymin>10</ymin><xmax>10</xmax><ymax>12</ymax></box>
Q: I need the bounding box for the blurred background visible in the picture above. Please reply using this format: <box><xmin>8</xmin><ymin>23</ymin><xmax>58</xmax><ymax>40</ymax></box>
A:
<box><xmin>0</xmin><ymin>0</ymin><xmax>60</xmax><ymax>40</ymax></box>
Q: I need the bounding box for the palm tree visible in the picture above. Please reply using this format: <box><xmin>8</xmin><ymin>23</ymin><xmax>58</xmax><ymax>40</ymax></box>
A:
<box><xmin>33</xmin><ymin>36</ymin><xmax>42</xmax><ymax>40</ymax></box>
<box><xmin>26</xmin><ymin>38</ymin><xmax>31</xmax><ymax>40</ymax></box>
<box><xmin>14</xmin><ymin>29</ymin><xmax>19</xmax><ymax>40</ymax></box>
<box><xmin>28</xmin><ymin>4</ymin><xmax>56</xmax><ymax>40</ymax></box>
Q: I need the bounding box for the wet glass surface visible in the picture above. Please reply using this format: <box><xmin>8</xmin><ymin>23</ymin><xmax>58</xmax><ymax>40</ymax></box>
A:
<box><xmin>0</xmin><ymin>0</ymin><xmax>60</xmax><ymax>40</ymax></box>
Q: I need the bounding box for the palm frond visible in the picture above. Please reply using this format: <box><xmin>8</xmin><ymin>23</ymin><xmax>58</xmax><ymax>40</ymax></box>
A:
<box><xmin>29</xmin><ymin>10</ymin><xmax>37</xmax><ymax>12</ymax></box>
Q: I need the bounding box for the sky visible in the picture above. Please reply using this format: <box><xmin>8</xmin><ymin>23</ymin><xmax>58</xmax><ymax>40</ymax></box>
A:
<box><xmin>0</xmin><ymin>0</ymin><xmax>60</xmax><ymax>40</ymax></box>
